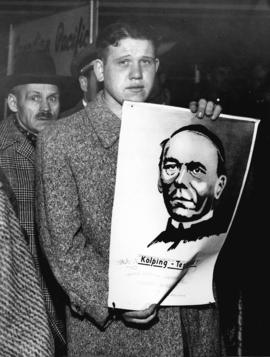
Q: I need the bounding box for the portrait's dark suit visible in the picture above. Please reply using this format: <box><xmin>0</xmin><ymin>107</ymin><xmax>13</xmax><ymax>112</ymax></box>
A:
<box><xmin>148</xmin><ymin>216</ymin><xmax>226</xmax><ymax>251</ymax></box>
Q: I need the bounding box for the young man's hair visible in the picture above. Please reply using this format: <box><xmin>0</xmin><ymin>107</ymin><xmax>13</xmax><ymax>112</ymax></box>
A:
<box><xmin>95</xmin><ymin>19</ymin><xmax>158</xmax><ymax>61</ymax></box>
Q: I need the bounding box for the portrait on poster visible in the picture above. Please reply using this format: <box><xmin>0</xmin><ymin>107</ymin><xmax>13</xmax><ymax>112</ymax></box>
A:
<box><xmin>108</xmin><ymin>101</ymin><xmax>259</xmax><ymax>310</ymax></box>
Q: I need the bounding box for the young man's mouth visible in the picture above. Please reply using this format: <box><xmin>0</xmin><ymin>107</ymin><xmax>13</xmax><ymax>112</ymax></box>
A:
<box><xmin>126</xmin><ymin>86</ymin><xmax>144</xmax><ymax>93</ymax></box>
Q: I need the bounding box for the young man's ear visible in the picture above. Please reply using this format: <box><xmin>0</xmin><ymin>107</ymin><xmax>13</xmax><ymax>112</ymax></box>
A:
<box><xmin>214</xmin><ymin>175</ymin><xmax>227</xmax><ymax>200</ymax></box>
<box><xmin>93</xmin><ymin>59</ymin><xmax>104</xmax><ymax>82</ymax></box>
<box><xmin>7</xmin><ymin>93</ymin><xmax>18</xmax><ymax>113</ymax></box>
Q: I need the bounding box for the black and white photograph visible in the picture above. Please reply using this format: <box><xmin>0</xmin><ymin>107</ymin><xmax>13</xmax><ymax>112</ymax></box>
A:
<box><xmin>0</xmin><ymin>1</ymin><xmax>269</xmax><ymax>356</ymax></box>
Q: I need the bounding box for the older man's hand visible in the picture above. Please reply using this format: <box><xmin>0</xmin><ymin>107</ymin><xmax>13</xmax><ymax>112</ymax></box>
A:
<box><xmin>189</xmin><ymin>98</ymin><xmax>222</xmax><ymax>120</ymax></box>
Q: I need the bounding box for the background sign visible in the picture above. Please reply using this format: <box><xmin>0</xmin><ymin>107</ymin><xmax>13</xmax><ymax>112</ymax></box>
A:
<box><xmin>10</xmin><ymin>2</ymin><xmax>98</xmax><ymax>76</ymax></box>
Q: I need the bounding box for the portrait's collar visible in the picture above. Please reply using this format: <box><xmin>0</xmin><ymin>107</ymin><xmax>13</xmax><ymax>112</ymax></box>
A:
<box><xmin>172</xmin><ymin>210</ymin><xmax>214</xmax><ymax>230</ymax></box>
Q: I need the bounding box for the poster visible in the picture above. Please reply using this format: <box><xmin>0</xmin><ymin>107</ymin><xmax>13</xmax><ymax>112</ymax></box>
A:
<box><xmin>108</xmin><ymin>101</ymin><xmax>259</xmax><ymax>310</ymax></box>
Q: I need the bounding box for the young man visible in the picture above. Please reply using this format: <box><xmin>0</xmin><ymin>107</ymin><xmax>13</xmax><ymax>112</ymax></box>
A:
<box><xmin>0</xmin><ymin>50</ymin><xmax>73</xmax><ymax>356</ymax></box>
<box><xmin>36</xmin><ymin>21</ymin><xmax>223</xmax><ymax>356</ymax></box>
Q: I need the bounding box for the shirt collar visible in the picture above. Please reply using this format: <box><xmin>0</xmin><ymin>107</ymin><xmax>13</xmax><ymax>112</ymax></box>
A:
<box><xmin>82</xmin><ymin>98</ymin><xmax>88</xmax><ymax>107</ymax></box>
<box><xmin>172</xmin><ymin>210</ymin><xmax>214</xmax><ymax>229</ymax></box>
<box><xmin>13</xmin><ymin>116</ymin><xmax>37</xmax><ymax>147</ymax></box>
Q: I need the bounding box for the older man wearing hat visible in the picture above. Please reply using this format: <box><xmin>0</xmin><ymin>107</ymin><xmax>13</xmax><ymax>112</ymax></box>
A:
<box><xmin>0</xmin><ymin>50</ymin><xmax>71</xmax><ymax>356</ymax></box>
<box><xmin>61</xmin><ymin>44</ymin><xmax>101</xmax><ymax>117</ymax></box>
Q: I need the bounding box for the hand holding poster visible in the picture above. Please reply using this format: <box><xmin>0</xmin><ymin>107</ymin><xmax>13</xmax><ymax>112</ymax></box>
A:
<box><xmin>108</xmin><ymin>102</ymin><xmax>259</xmax><ymax>310</ymax></box>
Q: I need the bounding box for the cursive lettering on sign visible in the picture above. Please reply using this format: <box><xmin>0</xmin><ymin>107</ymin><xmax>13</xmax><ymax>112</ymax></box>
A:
<box><xmin>55</xmin><ymin>17</ymin><xmax>89</xmax><ymax>56</ymax></box>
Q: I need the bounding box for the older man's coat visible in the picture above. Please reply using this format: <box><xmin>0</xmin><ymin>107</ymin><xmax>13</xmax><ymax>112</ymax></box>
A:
<box><xmin>0</xmin><ymin>115</ymin><xmax>66</xmax><ymax>349</ymax></box>
<box><xmin>0</xmin><ymin>181</ymin><xmax>53</xmax><ymax>356</ymax></box>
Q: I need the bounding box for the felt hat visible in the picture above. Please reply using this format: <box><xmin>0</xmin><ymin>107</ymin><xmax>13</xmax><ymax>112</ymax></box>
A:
<box><xmin>70</xmin><ymin>44</ymin><xmax>98</xmax><ymax>78</ymax></box>
<box><xmin>4</xmin><ymin>50</ymin><xmax>75</xmax><ymax>93</ymax></box>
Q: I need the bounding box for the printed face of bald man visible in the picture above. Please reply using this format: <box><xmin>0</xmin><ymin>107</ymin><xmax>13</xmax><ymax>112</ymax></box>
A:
<box><xmin>158</xmin><ymin>130</ymin><xmax>227</xmax><ymax>223</ymax></box>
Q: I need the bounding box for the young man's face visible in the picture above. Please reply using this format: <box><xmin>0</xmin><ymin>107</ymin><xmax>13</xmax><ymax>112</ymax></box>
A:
<box><xmin>96</xmin><ymin>37</ymin><xmax>159</xmax><ymax>112</ymax></box>
<box><xmin>79</xmin><ymin>69</ymin><xmax>99</xmax><ymax>103</ymax></box>
<box><xmin>159</xmin><ymin>131</ymin><xmax>227</xmax><ymax>223</ymax></box>
<box><xmin>8</xmin><ymin>83</ymin><xmax>60</xmax><ymax>134</ymax></box>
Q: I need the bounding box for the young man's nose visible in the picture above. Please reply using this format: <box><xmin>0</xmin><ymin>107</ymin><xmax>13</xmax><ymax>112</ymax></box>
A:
<box><xmin>129</xmin><ymin>62</ymin><xmax>143</xmax><ymax>80</ymax></box>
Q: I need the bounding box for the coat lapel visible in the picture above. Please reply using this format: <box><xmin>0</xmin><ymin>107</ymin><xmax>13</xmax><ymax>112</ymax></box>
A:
<box><xmin>0</xmin><ymin>115</ymin><xmax>35</xmax><ymax>165</ymax></box>
<box><xmin>84</xmin><ymin>92</ymin><xmax>121</xmax><ymax>149</ymax></box>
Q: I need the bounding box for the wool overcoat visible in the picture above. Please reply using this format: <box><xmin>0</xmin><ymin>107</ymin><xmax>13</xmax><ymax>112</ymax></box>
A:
<box><xmin>36</xmin><ymin>92</ymin><xmax>223</xmax><ymax>356</ymax></box>
<box><xmin>0</xmin><ymin>184</ymin><xmax>54</xmax><ymax>356</ymax></box>
<box><xmin>0</xmin><ymin>115</ymin><xmax>66</xmax><ymax>349</ymax></box>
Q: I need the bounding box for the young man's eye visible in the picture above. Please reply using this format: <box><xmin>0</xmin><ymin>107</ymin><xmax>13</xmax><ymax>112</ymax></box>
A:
<box><xmin>118</xmin><ymin>59</ymin><xmax>129</xmax><ymax>66</ymax></box>
<box><xmin>141</xmin><ymin>58</ymin><xmax>155</xmax><ymax>66</ymax></box>
<box><xmin>141</xmin><ymin>59</ymin><xmax>151</xmax><ymax>65</ymax></box>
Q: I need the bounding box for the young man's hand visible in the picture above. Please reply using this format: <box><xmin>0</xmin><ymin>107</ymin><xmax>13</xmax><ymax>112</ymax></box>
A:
<box><xmin>120</xmin><ymin>304</ymin><xmax>157</xmax><ymax>325</ymax></box>
<box><xmin>189</xmin><ymin>98</ymin><xmax>222</xmax><ymax>120</ymax></box>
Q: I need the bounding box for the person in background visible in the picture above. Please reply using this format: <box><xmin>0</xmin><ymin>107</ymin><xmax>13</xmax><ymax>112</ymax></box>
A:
<box><xmin>36</xmin><ymin>20</ymin><xmax>223</xmax><ymax>357</ymax></box>
<box><xmin>0</xmin><ymin>50</ymin><xmax>74</xmax><ymax>356</ymax></box>
<box><xmin>61</xmin><ymin>44</ymin><xmax>101</xmax><ymax>117</ymax></box>
<box><xmin>0</xmin><ymin>166</ymin><xmax>54</xmax><ymax>356</ymax></box>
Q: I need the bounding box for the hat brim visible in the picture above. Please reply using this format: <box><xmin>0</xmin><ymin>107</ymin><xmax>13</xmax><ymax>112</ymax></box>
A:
<box><xmin>3</xmin><ymin>74</ymin><xmax>76</xmax><ymax>94</ymax></box>
<box><xmin>71</xmin><ymin>46</ymin><xmax>98</xmax><ymax>77</ymax></box>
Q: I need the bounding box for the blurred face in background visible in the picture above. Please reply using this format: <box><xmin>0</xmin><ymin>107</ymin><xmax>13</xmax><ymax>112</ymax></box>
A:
<box><xmin>78</xmin><ymin>65</ymin><xmax>100</xmax><ymax>103</ymax></box>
